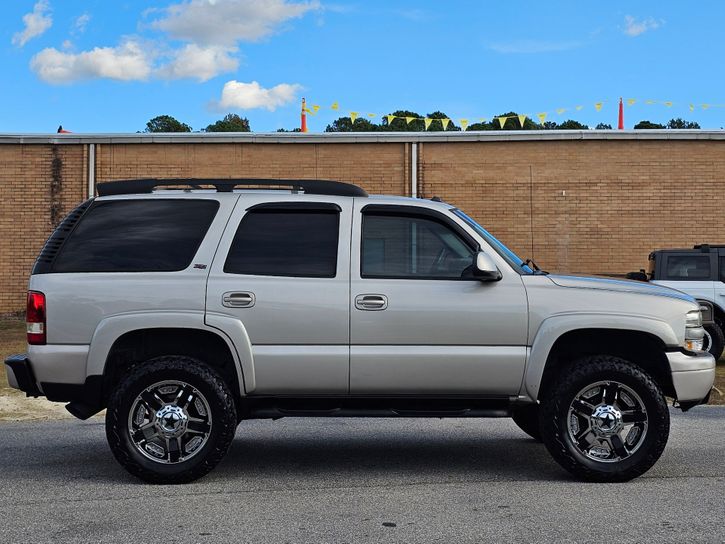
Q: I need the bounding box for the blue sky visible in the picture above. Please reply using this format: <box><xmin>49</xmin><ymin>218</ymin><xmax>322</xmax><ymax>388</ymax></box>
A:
<box><xmin>2</xmin><ymin>0</ymin><xmax>725</xmax><ymax>133</ymax></box>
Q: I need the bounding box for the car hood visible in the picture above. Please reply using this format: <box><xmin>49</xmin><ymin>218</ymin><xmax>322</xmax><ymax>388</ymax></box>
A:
<box><xmin>547</xmin><ymin>274</ymin><xmax>696</xmax><ymax>303</ymax></box>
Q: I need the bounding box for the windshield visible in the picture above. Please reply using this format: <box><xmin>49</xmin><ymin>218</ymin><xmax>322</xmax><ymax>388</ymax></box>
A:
<box><xmin>452</xmin><ymin>209</ymin><xmax>534</xmax><ymax>274</ymax></box>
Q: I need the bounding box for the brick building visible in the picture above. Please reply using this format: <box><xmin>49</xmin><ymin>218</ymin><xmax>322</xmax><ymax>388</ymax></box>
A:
<box><xmin>1</xmin><ymin>130</ymin><xmax>724</xmax><ymax>313</ymax></box>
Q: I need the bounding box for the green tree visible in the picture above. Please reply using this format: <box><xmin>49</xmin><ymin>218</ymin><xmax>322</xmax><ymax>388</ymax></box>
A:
<box><xmin>144</xmin><ymin>115</ymin><xmax>192</xmax><ymax>133</ymax></box>
<box><xmin>666</xmin><ymin>118</ymin><xmax>700</xmax><ymax>129</ymax></box>
<box><xmin>474</xmin><ymin>112</ymin><xmax>541</xmax><ymax>131</ymax></box>
<box><xmin>276</xmin><ymin>127</ymin><xmax>302</xmax><ymax>132</ymax></box>
<box><xmin>325</xmin><ymin>116</ymin><xmax>379</xmax><ymax>132</ymax></box>
<box><xmin>204</xmin><ymin>113</ymin><xmax>251</xmax><ymax>132</ymax></box>
<box><xmin>424</xmin><ymin>111</ymin><xmax>461</xmax><ymax>131</ymax></box>
<box><xmin>595</xmin><ymin>123</ymin><xmax>613</xmax><ymax>129</ymax></box>
<box><xmin>634</xmin><ymin>120</ymin><xmax>665</xmax><ymax>129</ymax></box>
<box><xmin>381</xmin><ymin>110</ymin><xmax>424</xmax><ymax>131</ymax></box>
<box><xmin>542</xmin><ymin>121</ymin><xmax>559</xmax><ymax>130</ymax></box>
<box><xmin>557</xmin><ymin>120</ymin><xmax>589</xmax><ymax>130</ymax></box>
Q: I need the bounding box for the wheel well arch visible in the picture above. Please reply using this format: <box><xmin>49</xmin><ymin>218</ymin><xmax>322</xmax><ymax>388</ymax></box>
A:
<box><xmin>538</xmin><ymin>328</ymin><xmax>674</xmax><ymax>401</ymax></box>
<box><xmin>102</xmin><ymin>327</ymin><xmax>243</xmax><ymax>410</ymax></box>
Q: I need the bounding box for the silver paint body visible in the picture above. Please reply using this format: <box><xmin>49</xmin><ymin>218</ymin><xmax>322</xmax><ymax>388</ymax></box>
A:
<box><xmin>20</xmin><ymin>190</ymin><xmax>715</xmax><ymax>403</ymax></box>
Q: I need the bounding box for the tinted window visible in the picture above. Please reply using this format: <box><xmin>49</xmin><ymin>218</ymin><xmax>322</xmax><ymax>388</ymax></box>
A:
<box><xmin>362</xmin><ymin>214</ymin><xmax>475</xmax><ymax>279</ymax></box>
<box><xmin>665</xmin><ymin>255</ymin><xmax>712</xmax><ymax>280</ymax></box>
<box><xmin>720</xmin><ymin>257</ymin><xmax>725</xmax><ymax>282</ymax></box>
<box><xmin>53</xmin><ymin>199</ymin><xmax>218</xmax><ymax>273</ymax></box>
<box><xmin>225</xmin><ymin>210</ymin><xmax>339</xmax><ymax>277</ymax></box>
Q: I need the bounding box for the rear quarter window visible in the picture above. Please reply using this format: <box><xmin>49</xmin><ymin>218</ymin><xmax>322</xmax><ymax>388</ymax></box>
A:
<box><xmin>51</xmin><ymin>199</ymin><xmax>219</xmax><ymax>273</ymax></box>
<box><xmin>664</xmin><ymin>255</ymin><xmax>712</xmax><ymax>280</ymax></box>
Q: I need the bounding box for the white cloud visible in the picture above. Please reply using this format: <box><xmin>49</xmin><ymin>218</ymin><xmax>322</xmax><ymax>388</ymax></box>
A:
<box><xmin>31</xmin><ymin>40</ymin><xmax>153</xmax><ymax>84</ymax></box>
<box><xmin>489</xmin><ymin>39</ymin><xmax>582</xmax><ymax>54</ymax></box>
<box><xmin>12</xmin><ymin>0</ymin><xmax>52</xmax><ymax>47</ymax></box>
<box><xmin>73</xmin><ymin>13</ymin><xmax>91</xmax><ymax>34</ymax></box>
<box><xmin>149</xmin><ymin>0</ymin><xmax>320</xmax><ymax>45</ymax></box>
<box><xmin>623</xmin><ymin>15</ymin><xmax>663</xmax><ymax>37</ymax></box>
<box><xmin>158</xmin><ymin>44</ymin><xmax>239</xmax><ymax>82</ymax></box>
<box><xmin>215</xmin><ymin>80</ymin><xmax>301</xmax><ymax>111</ymax></box>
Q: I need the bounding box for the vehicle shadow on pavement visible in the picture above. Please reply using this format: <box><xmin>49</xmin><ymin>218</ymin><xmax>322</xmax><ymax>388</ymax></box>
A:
<box><xmin>215</xmin><ymin>419</ymin><xmax>567</xmax><ymax>483</ymax></box>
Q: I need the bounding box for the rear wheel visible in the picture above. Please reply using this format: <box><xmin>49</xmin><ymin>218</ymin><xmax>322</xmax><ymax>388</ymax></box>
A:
<box><xmin>106</xmin><ymin>356</ymin><xmax>237</xmax><ymax>484</ymax></box>
<box><xmin>540</xmin><ymin>355</ymin><xmax>669</xmax><ymax>482</ymax></box>
<box><xmin>511</xmin><ymin>405</ymin><xmax>542</xmax><ymax>441</ymax></box>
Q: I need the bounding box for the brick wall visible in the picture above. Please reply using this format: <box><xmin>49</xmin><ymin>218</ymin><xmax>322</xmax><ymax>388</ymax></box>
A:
<box><xmin>2</xmin><ymin>134</ymin><xmax>724</xmax><ymax>313</ymax></box>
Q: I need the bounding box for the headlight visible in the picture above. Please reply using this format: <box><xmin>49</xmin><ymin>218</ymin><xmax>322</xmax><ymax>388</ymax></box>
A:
<box><xmin>686</xmin><ymin>310</ymin><xmax>703</xmax><ymax>329</ymax></box>
<box><xmin>684</xmin><ymin>309</ymin><xmax>704</xmax><ymax>351</ymax></box>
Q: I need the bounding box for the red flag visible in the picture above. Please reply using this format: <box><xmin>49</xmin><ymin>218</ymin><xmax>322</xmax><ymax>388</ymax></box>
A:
<box><xmin>618</xmin><ymin>98</ymin><xmax>624</xmax><ymax>130</ymax></box>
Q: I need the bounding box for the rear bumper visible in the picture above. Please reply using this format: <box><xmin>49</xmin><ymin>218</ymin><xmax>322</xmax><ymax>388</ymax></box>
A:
<box><xmin>666</xmin><ymin>349</ymin><xmax>716</xmax><ymax>404</ymax></box>
<box><xmin>4</xmin><ymin>353</ymin><xmax>103</xmax><ymax>413</ymax></box>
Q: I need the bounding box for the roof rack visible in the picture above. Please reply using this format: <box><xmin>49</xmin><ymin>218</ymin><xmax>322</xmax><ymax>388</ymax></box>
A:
<box><xmin>95</xmin><ymin>178</ymin><xmax>368</xmax><ymax>198</ymax></box>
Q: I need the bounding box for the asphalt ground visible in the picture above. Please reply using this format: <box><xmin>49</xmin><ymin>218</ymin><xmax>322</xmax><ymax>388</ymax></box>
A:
<box><xmin>0</xmin><ymin>407</ymin><xmax>723</xmax><ymax>543</ymax></box>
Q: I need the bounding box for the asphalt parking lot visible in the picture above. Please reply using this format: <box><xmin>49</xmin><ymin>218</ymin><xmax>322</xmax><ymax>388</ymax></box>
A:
<box><xmin>0</xmin><ymin>407</ymin><xmax>723</xmax><ymax>544</ymax></box>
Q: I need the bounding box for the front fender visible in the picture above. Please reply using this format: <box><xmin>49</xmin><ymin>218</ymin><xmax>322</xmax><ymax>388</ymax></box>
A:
<box><xmin>86</xmin><ymin>311</ymin><xmax>250</xmax><ymax>396</ymax></box>
<box><xmin>521</xmin><ymin>313</ymin><xmax>678</xmax><ymax>401</ymax></box>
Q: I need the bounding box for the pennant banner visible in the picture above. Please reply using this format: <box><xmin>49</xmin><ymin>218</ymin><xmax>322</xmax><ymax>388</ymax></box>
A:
<box><xmin>304</xmin><ymin>97</ymin><xmax>720</xmax><ymax>131</ymax></box>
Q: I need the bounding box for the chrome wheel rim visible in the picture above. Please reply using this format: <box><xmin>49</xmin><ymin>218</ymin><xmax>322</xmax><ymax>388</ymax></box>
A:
<box><xmin>127</xmin><ymin>380</ymin><xmax>212</xmax><ymax>465</ymax></box>
<box><xmin>703</xmin><ymin>328</ymin><xmax>712</xmax><ymax>352</ymax></box>
<box><xmin>567</xmin><ymin>381</ymin><xmax>648</xmax><ymax>463</ymax></box>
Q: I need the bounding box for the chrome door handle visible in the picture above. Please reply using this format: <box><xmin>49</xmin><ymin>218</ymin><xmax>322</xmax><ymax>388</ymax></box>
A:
<box><xmin>355</xmin><ymin>294</ymin><xmax>388</xmax><ymax>311</ymax></box>
<box><xmin>222</xmin><ymin>291</ymin><xmax>255</xmax><ymax>308</ymax></box>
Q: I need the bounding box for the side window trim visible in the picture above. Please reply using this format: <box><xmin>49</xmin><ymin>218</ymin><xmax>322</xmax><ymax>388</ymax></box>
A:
<box><xmin>360</xmin><ymin>205</ymin><xmax>479</xmax><ymax>281</ymax></box>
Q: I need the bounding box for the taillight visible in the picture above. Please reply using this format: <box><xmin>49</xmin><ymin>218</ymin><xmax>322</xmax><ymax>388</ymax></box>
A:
<box><xmin>26</xmin><ymin>291</ymin><xmax>46</xmax><ymax>345</ymax></box>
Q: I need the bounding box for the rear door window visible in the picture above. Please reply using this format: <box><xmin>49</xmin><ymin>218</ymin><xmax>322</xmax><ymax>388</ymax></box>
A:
<box><xmin>663</xmin><ymin>254</ymin><xmax>713</xmax><ymax>280</ymax></box>
<box><xmin>52</xmin><ymin>199</ymin><xmax>218</xmax><ymax>273</ymax></box>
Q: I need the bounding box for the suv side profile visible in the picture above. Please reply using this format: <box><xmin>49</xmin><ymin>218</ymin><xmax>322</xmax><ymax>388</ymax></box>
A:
<box><xmin>5</xmin><ymin>179</ymin><xmax>715</xmax><ymax>484</ymax></box>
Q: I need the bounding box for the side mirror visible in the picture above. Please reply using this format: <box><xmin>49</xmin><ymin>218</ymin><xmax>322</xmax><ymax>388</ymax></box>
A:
<box><xmin>473</xmin><ymin>251</ymin><xmax>502</xmax><ymax>282</ymax></box>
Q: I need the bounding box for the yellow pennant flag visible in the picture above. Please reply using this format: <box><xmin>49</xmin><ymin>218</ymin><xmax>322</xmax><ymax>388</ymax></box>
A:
<box><xmin>497</xmin><ymin>116</ymin><xmax>508</xmax><ymax>129</ymax></box>
<box><xmin>386</xmin><ymin>115</ymin><xmax>396</xmax><ymax>125</ymax></box>
<box><xmin>313</xmin><ymin>105</ymin><xmax>321</xmax><ymax>113</ymax></box>
<box><xmin>537</xmin><ymin>112</ymin><xmax>547</xmax><ymax>124</ymax></box>
<box><xmin>441</xmin><ymin>118</ymin><xmax>451</xmax><ymax>130</ymax></box>
<box><xmin>689</xmin><ymin>104</ymin><xmax>695</xmax><ymax>112</ymax></box>
<box><xmin>460</xmin><ymin>119</ymin><xmax>469</xmax><ymax>131</ymax></box>
<box><xmin>478</xmin><ymin>117</ymin><xmax>487</xmax><ymax>122</ymax></box>
<box><xmin>367</xmin><ymin>113</ymin><xmax>376</xmax><ymax>118</ymax></box>
<box><xmin>645</xmin><ymin>99</ymin><xmax>655</xmax><ymax>105</ymax></box>
<box><xmin>405</xmin><ymin>116</ymin><xmax>416</xmax><ymax>125</ymax></box>
<box><xmin>627</xmin><ymin>98</ymin><xmax>636</xmax><ymax>106</ymax></box>
<box><xmin>702</xmin><ymin>104</ymin><xmax>711</xmax><ymax>110</ymax></box>
<box><xmin>575</xmin><ymin>105</ymin><xmax>583</xmax><ymax>111</ymax></box>
<box><xmin>331</xmin><ymin>102</ymin><xmax>339</xmax><ymax>111</ymax></box>
<box><xmin>594</xmin><ymin>102</ymin><xmax>603</xmax><ymax>112</ymax></box>
<box><xmin>424</xmin><ymin>118</ymin><xmax>432</xmax><ymax>130</ymax></box>
<box><xmin>664</xmin><ymin>101</ymin><xmax>673</xmax><ymax>107</ymax></box>
<box><xmin>350</xmin><ymin>112</ymin><xmax>359</xmax><ymax>122</ymax></box>
<box><xmin>556</xmin><ymin>108</ymin><xmax>566</xmax><ymax>115</ymax></box>
<box><xmin>304</xmin><ymin>107</ymin><xmax>312</xmax><ymax>114</ymax></box>
<box><xmin>517</xmin><ymin>114</ymin><xmax>527</xmax><ymax>128</ymax></box>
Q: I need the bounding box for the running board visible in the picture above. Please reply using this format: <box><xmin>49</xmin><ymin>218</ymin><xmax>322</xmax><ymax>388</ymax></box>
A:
<box><xmin>242</xmin><ymin>396</ymin><xmax>513</xmax><ymax>420</ymax></box>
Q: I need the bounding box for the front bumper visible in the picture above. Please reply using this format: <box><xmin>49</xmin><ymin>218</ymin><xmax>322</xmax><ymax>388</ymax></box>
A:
<box><xmin>666</xmin><ymin>349</ymin><xmax>716</xmax><ymax>403</ymax></box>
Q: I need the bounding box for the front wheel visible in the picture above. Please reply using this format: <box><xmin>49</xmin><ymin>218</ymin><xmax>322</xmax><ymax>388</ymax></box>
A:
<box><xmin>703</xmin><ymin>322</ymin><xmax>724</xmax><ymax>361</ymax></box>
<box><xmin>540</xmin><ymin>355</ymin><xmax>669</xmax><ymax>482</ymax></box>
<box><xmin>106</xmin><ymin>356</ymin><xmax>237</xmax><ymax>484</ymax></box>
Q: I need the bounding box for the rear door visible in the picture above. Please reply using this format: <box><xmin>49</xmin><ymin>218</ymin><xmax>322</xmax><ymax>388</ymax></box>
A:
<box><xmin>206</xmin><ymin>195</ymin><xmax>352</xmax><ymax>394</ymax></box>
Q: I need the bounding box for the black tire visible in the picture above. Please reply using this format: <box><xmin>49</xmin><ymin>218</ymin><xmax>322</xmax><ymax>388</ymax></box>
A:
<box><xmin>703</xmin><ymin>322</ymin><xmax>724</xmax><ymax>361</ymax></box>
<box><xmin>540</xmin><ymin>355</ymin><xmax>669</xmax><ymax>482</ymax></box>
<box><xmin>511</xmin><ymin>405</ymin><xmax>542</xmax><ymax>441</ymax></box>
<box><xmin>106</xmin><ymin>356</ymin><xmax>237</xmax><ymax>484</ymax></box>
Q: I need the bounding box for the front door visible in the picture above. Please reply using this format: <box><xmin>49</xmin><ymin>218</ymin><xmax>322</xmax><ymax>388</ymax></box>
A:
<box><xmin>349</xmin><ymin>203</ymin><xmax>528</xmax><ymax>395</ymax></box>
<box><xmin>206</xmin><ymin>195</ymin><xmax>352</xmax><ymax>394</ymax></box>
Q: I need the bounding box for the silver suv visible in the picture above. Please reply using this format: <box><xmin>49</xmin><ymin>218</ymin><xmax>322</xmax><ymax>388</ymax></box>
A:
<box><xmin>4</xmin><ymin>179</ymin><xmax>715</xmax><ymax>484</ymax></box>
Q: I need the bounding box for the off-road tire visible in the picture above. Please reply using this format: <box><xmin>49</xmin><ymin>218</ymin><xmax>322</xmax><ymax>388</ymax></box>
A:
<box><xmin>703</xmin><ymin>322</ymin><xmax>724</xmax><ymax>361</ymax></box>
<box><xmin>540</xmin><ymin>355</ymin><xmax>669</xmax><ymax>482</ymax></box>
<box><xmin>512</xmin><ymin>405</ymin><xmax>542</xmax><ymax>441</ymax></box>
<box><xmin>106</xmin><ymin>356</ymin><xmax>237</xmax><ymax>484</ymax></box>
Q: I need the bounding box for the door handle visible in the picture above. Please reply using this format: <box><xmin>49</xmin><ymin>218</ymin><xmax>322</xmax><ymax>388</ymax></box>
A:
<box><xmin>355</xmin><ymin>294</ymin><xmax>388</xmax><ymax>311</ymax></box>
<box><xmin>222</xmin><ymin>291</ymin><xmax>256</xmax><ymax>308</ymax></box>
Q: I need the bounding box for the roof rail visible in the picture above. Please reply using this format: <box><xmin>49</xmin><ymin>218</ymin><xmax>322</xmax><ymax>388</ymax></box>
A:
<box><xmin>95</xmin><ymin>178</ymin><xmax>368</xmax><ymax>198</ymax></box>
